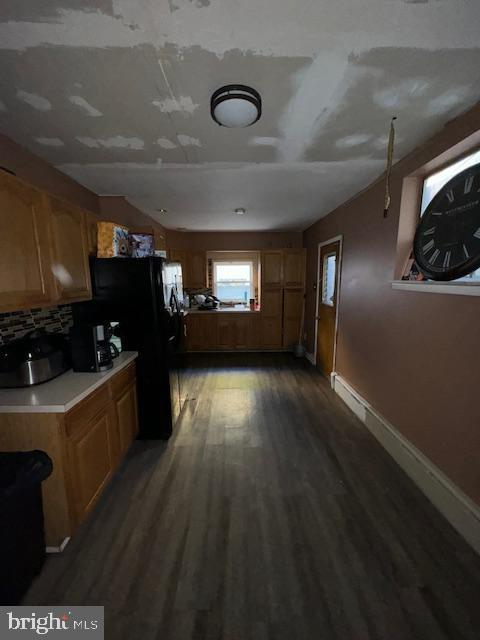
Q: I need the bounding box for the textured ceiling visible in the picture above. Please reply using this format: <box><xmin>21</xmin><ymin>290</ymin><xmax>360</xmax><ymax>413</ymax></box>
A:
<box><xmin>0</xmin><ymin>1</ymin><xmax>479</xmax><ymax>231</ymax></box>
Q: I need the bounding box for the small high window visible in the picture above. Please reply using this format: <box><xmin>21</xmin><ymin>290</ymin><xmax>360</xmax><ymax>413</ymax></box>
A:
<box><xmin>420</xmin><ymin>148</ymin><xmax>480</xmax><ymax>282</ymax></box>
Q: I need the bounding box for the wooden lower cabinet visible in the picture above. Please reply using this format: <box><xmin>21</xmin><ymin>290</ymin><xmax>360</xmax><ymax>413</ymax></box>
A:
<box><xmin>186</xmin><ymin>314</ymin><xmax>217</xmax><ymax>350</ymax></box>
<box><xmin>235</xmin><ymin>315</ymin><xmax>250</xmax><ymax>349</ymax></box>
<box><xmin>283</xmin><ymin>289</ymin><xmax>304</xmax><ymax>349</ymax></box>
<box><xmin>115</xmin><ymin>383</ymin><xmax>139</xmax><ymax>459</ymax></box>
<box><xmin>260</xmin><ymin>288</ymin><xmax>283</xmax><ymax>349</ymax></box>
<box><xmin>186</xmin><ymin>312</ymin><xmax>283</xmax><ymax>351</ymax></box>
<box><xmin>67</xmin><ymin>407</ymin><xmax>114</xmax><ymax>525</ymax></box>
<box><xmin>217</xmin><ymin>316</ymin><xmax>234</xmax><ymax>350</ymax></box>
<box><xmin>0</xmin><ymin>362</ymin><xmax>138</xmax><ymax>547</ymax></box>
<box><xmin>260</xmin><ymin>317</ymin><xmax>283</xmax><ymax>349</ymax></box>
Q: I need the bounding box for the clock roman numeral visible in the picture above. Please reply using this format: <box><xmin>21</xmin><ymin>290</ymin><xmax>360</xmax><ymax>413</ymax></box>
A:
<box><xmin>442</xmin><ymin>251</ymin><xmax>451</xmax><ymax>269</ymax></box>
<box><xmin>474</xmin><ymin>227</ymin><xmax>480</xmax><ymax>240</ymax></box>
<box><xmin>464</xmin><ymin>175</ymin><xmax>474</xmax><ymax>194</ymax></box>
<box><xmin>428</xmin><ymin>249</ymin><xmax>440</xmax><ymax>265</ymax></box>
<box><xmin>431</xmin><ymin>211</ymin><xmax>443</xmax><ymax>216</ymax></box>
<box><xmin>463</xmin><ymin>244</ymin><xmax>470</xmax><ymax>258</ymax></box>
<box><xmin>423</xmin><ymin>227</ymin><xmax>436</xmax><ymax>236</ymax></box>
<box><xmin>446</xmin><ymin>189</ymin><xmax>455</xmax><ymax>203</ymax></box>
<box><xmin>422</xmin><ymin>239</ymin><xmax>435</xmax><ymax>253</ymax></box>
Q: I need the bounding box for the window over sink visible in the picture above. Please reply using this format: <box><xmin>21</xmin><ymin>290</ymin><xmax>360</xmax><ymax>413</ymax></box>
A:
<box><xmin>213</xmin><ymin>261</ymin><xmax>253</xmax><ymax>303</ymax></box>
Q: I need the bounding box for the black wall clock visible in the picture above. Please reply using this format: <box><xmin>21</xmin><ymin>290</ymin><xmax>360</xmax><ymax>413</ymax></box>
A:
<box><xmin>413</xmin><ymin>162</ymin><xmax>480</xmax><ymax>281</ymax></box>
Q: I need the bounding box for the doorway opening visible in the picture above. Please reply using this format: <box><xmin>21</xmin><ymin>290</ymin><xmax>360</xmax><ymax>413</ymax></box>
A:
<box><xmin>314</xmin><ymin>237</ymin><xmax>342</xmax><ymax>378</ymax></box>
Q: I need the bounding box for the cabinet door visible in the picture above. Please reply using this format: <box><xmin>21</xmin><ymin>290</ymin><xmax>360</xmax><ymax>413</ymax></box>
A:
<box><xmin>187</xmin><ymin>251</ymin><xmax>207</xmax><ymax>289</ymax></box>
<box><xmin>283</xmin><ymin>289</ymin><xmax>304</xmax><ymax>348</ymax></box>
<box><xmin>234</xmin><ymin>315</ymin><xmax>250</xmax><ymax>349</ymax></box>
<box><xmin>248</xmin><ymin>315</ymin><xmax>261</xmax><ymax>349</ymax></box>
<box><xmin>260</xmin><ymin>317</ymin><xmax>283</xmax><ymax>349</ymax></box>
<box><xmin>0</xmin><ymin>173</ymin><xmax>53</xmax><ymax>312</ymax></box>
<box><xmin>67</xmin><ymin>409</ymin><xmax>113</xmax><ymax>524</ymax></box>
<box><xmin>261</xmin><ymin>289</ymin><xmax>283</xmax><ymax>317</ymax></box>
<box><xmin>261</xmin><ymin>250</ymin><xmax>283</xmax><ymax>287</ymax></box>
<box><xmin>115</xmin><ymin>383</ymin><xmax>139</xmax><ymax>457</ymax></box>
<box><xmin>283</xmin><ymin>249</ymin><xmax>306</xmax><ymax>288</ymax></box>
<box><xmin>217</xmin><ymin>316</ymin><xmax>234</xmax><ymax>350</ymax></box>
<box><xmin>186</xmin><ymin>315</ymin><xmax>216</xmax><ymax>350</ymax></box>
<box><xmin>49</xmin><ymin>196</ymin><xmax>91</xmax><ymax>302</ymax></box>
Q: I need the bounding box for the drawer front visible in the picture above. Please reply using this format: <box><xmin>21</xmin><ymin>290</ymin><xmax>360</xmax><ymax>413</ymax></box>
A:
<box><xmin>110</xmin><ymin>362</ymin><xmax>136</xmax><ymax>398</ymax></box>
<box><xmin>66</xmin><ymin>384</ymin><xmax>110</xmax><ymax>438</ymax></box>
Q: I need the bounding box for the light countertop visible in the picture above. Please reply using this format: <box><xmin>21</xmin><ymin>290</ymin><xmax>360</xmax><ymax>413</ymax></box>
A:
<box><xmin>186</xmin><ymin>308</ymin><xmax>260</xmax><ymax>314</ymax></box>
<box><xmin>0</xmin><ymin>351</ymin><xmax>138</xmax><ymax>414</ymax></box>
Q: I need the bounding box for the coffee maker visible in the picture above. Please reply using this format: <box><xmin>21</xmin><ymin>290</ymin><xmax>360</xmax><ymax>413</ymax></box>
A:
<box><xmin>69</xmin><ymin>323</ymin><xmax>116</xmax><ymax>372</ymax></box>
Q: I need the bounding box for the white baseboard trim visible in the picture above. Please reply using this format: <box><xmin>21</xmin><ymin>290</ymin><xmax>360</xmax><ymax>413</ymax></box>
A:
<box><xmin>46</xmin><ymin>537</ymin><xmax>70</xmax><ymax>554</ymax></box>
<box><xmin>331</xmin><ymin>372</ymin><xmax>480</xmax><ymax>556</ymax></box>
<box><xmin>305</xmin><ymin>352</ymin><xmax>316</xmax><ymax>365</ymax></box>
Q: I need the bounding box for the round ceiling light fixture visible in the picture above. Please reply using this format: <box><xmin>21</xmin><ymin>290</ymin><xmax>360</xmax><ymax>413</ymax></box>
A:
<box><xmin>211</xmin><ymin>85</ymin><xmax>261</xmax><ymax>128</ymax></box>
<box><xmin>234</xmin><ymin>207</ymin><xmax>246</xmax><ymax>215</ymax></box>
<box><xmin>157</xmin><ymin>208</ymin><xmax>168</xmax><ymax>214</ymax></box>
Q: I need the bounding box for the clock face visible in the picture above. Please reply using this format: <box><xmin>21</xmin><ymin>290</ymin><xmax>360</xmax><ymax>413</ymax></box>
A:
<box><xmin>413</xmin><ymin>162</ymin><xmax>480</xmax><ymax>281</ymax></box>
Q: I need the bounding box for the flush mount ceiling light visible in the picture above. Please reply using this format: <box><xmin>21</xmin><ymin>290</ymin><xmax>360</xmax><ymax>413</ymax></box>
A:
<box><xmin>234</xmin><ymin>207</ymin><xmax>246</xmax><ymax>215</ymax></box>
<box><xmin>157</xmin><ymin>208</ymin><xmax>168</xmax><ymax>214</ymax></box>
<box><xmin>211</xmin><ymin>85</ymin><xmax>261</xmax><ymax>128</ymax></box>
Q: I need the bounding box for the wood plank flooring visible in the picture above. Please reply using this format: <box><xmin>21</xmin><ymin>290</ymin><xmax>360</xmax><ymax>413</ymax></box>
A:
<box><xmin>25</xmin><ymin>353</ymin><xmax>480</xmax><ymax>640</ymax></box>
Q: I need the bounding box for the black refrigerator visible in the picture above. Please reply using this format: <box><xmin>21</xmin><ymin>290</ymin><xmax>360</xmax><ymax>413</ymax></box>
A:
<box><xmin>72</xmin><ymin>257</ymin><xmax>186</xmax><ymax>439</ymax></box>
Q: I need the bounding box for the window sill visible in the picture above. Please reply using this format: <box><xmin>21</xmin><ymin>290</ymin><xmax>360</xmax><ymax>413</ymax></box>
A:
<box><xmin>391</xmin><ymin>281</ymin><xmax>480</xmax><ymax>297</ymax></box>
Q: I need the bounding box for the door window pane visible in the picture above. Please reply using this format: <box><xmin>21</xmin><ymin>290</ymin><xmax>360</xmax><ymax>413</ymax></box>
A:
<box><xmin>322</xmin><ymin>253</ymin><xmax>336</xmax><ymax>306</ymax></box>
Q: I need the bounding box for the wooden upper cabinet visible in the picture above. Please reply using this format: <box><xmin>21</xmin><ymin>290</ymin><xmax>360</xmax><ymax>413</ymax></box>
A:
<box><xmin>261</xmin><ymin>250</ymin><xmax>283</xmax><ymax>288</ymax></box>
<box><xmin>283</xmin><ymin>249</ymin><xmax>306</xmax><ymax>288</ymax></box>
<box><xmin>48</xmin><ymin>196</ymin><xmax>91</xmax><ymax>303</ymax></box>
<box><xmin>186</xmin><ymin>251</ymin><xmax>207</xmax><ymax>290</ymax></box>
<box><xmin>0</xmin><ymin>172</ymin><xmax>53</xmax><ymax>312</ymax></box>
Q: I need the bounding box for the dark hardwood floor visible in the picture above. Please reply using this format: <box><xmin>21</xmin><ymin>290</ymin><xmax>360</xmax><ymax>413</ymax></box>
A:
<box><xmin>26</xmin><ymin>353</ymin><xmax>480</xmax><ymax>639</ymax></box>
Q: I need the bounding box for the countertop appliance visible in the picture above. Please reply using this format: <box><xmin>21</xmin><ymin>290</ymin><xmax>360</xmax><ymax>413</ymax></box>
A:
<box><xmin>69</xmin><ymin>323</ymin><xmax>116</xmax><ymax>373</ymax></box>
<box><xmin>72</xmin><ymin>257</ymin><xmax>186</xmax><ymax>439</ymax></box>
<box><xmin>0</xmin><ymin>330</ymin><xmax>70</xmax><ymax>388</ymax></box>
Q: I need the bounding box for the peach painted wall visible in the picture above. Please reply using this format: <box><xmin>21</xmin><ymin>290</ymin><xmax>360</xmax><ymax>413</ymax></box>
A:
<box><xmin>0</xmin><ymin>133</ymin><xmax>99</xmax><ymax>213</ymax></box>
<box><xmin>0</xmin><ymin>134</ymin><xmax>167</xmax><ymax>241</ymax></box>
<box><xmin>303</xmin><ymin>103</ymin><xmax>480</xmax><ymax>505</ymax></box>
<box><xmin>166</xmin><ymin>230</ymin><xmax>302</xmax><ymax>251</ymax></box>
<box><xmin>98</xmin><ymin>196</ymin><xmax>167</xmax><ymax>246</ymax></box>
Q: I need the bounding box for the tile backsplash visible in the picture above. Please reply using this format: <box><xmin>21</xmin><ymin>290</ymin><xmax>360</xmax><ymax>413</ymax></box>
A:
<box><xmin>0</xmin><ymin>305</ymin><xmax>73</xmax><ymax>345</ymax></box>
